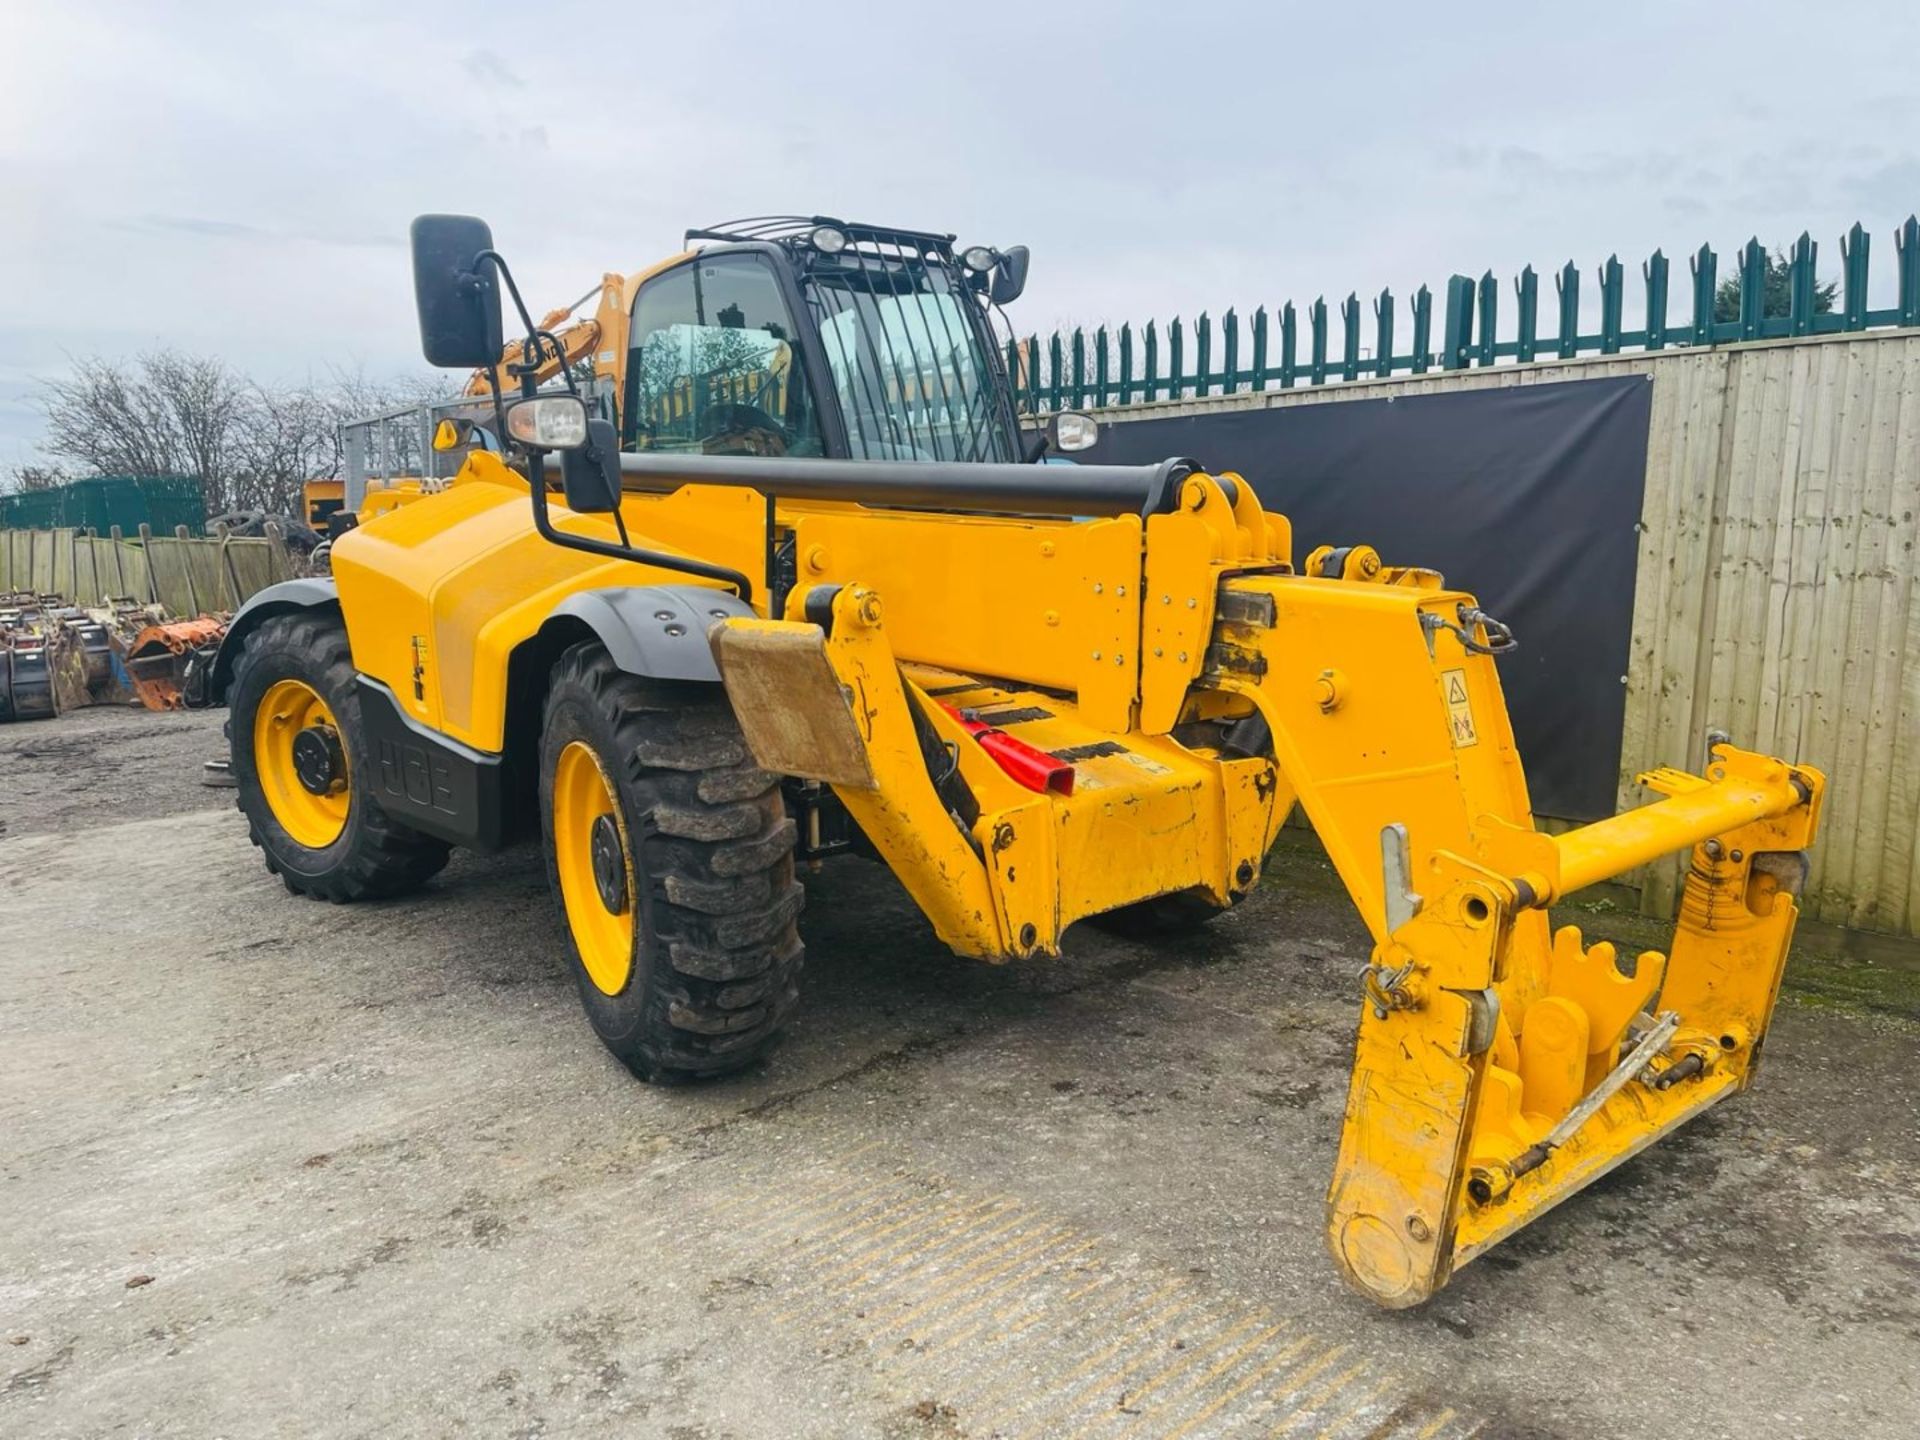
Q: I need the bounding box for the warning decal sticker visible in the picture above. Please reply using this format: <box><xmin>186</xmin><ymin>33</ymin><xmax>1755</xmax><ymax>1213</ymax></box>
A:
<box><xmin>1443</xmin><ymin>667</ymin><xmax>1478</xmax><ymax>748</ymax></box>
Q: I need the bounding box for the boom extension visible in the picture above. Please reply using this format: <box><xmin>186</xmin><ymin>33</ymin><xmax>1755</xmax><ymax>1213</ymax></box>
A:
<box><xmin>709</xmin><ymin>466</ymin><xmax>1824</xmax><ymax>1306</ymax></box>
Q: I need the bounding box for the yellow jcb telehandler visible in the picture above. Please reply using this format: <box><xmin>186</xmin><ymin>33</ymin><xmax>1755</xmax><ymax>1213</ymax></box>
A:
<box><xmin>210</xmin><ymin>215</ymin><xmax>1824</xmax><ymax>1307</ymax></box>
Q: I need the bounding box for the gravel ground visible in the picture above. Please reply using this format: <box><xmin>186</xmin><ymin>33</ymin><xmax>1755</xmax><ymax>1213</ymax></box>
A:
<box><xmin>3</xmin><ymin>705</ymin><xmax>1916</xmax><ymax>1439</ymax></box>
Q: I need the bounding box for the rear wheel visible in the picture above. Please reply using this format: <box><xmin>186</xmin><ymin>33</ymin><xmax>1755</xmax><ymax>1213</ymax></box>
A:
<box><xmin>539</xmin><ymin>640</ymin><xmax>804</xmax><ymax>1082</ymax></box>
<box><xmin>229</xmin><ymin>612</ymin><xmax>451</xmax><ymax>901</ymax></box>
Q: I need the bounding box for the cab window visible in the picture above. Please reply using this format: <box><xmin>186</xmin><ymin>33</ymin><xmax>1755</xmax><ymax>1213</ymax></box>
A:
<box><xmin>624</xmin><ymin>254</ymin><xmax>823</xmax><ymax>457</ymax></box>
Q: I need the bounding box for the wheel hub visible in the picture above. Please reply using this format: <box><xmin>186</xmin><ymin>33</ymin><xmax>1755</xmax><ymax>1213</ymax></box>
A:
<box><xmin>589</xmin><ymin>813</ymin><xmax>629</xmax><ymax>915</ymax></box>
<box><xmin>291</xmin><ymin>724</ymin><xmax>346</xmax><ymax>796</ymax></box>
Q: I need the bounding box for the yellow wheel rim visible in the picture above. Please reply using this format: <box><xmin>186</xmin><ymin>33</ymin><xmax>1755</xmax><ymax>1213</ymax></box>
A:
<box><xmin>253</xmin><ymin>678</ymin><xmax>350</xmax><ymax>849</ymax></box>
<box><xmin>553</xmin><ymin>739</ymin><xmax>635</xmax><ymax>996</ymax></box>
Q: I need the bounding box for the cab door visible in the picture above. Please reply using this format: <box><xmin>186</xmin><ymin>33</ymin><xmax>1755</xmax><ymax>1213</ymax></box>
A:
<box><xmin>622</xmin><ymin>251</ymin><xmax>831</xmax><ymax>460</ymax></box>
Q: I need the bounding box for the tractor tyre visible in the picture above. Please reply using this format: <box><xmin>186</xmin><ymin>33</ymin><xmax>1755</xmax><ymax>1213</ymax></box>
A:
<box><xmin>538</xmin><ymin>639</ymin><xmax>804</xmax><ymax>1083</ymax></box>
<box><xmin>228</xmin><ymin>611</ymin><xmax>452</xmax><ymax>901</ymax></box>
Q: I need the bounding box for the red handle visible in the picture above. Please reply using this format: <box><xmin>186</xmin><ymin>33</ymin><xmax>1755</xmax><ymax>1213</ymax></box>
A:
<box><xmin>941</xmin><ymin>704</ymin><xmax>1074</xmax><ymax>796</ymax></box>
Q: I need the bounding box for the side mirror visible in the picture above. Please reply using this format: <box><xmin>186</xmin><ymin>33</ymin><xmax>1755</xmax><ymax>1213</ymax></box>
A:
<box><xmin>1050</xmin><ymin>410</ymin><xmax>1098</xmax><ymax>452</ymax></box>
<box><xmin>560</xmin><ymin>419</ymin><xmax>621</xmax><ymax>513</ymax></box>
<box><xmin>991</xmin><ymin>245</ymin><xmax>1031</xmax><ymax>305</ymax></box>
<box><xmin>410</xmin><ymin>214</ymin><xmax>504</xmax><ymax>368</ymax></box>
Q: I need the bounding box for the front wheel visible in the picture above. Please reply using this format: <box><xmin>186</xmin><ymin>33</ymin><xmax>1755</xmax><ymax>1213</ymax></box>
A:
<box><xmin>228</xmin><ymin>612</ymin><xmax>451</xmax><ymax>901</ymax></box>
<box><xmin>539</xmin><ymin>640</ymin><xmax>804</xmax><ymax>1082</ymax></box>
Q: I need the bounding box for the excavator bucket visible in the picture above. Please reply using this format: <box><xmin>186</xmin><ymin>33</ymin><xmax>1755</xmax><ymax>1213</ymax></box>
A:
<box><xmin>119</xmin><ymin>616</ymin><xmax>228</xmax><ymax>710</ymax></box>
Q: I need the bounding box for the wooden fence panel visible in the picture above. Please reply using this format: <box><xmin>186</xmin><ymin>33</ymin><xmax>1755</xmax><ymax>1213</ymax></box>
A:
<box><xmin>1</xmin><ymin>526</ymin><xmax>292</xmax><ymax>615</ymax></box>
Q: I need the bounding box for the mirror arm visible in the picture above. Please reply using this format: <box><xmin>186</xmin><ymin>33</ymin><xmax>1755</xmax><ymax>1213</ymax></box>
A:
<box><xmin>474</xmin><ymin>248</ymin><xmax>540</xmax><ymax>342</ymax></box>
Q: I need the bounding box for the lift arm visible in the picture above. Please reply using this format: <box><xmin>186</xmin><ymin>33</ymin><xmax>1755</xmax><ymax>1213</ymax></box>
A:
<box><xmin>703</xmin><ymin>464</ymin><xmax>1823</xmax><ymax>1308</ymax></box>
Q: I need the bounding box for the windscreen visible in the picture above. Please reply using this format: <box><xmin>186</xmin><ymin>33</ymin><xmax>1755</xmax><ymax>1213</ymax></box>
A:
<box><xmin>806</xmin><ymin>258</ymin><xmax>1017</xmax><ymax>463</ymax></box>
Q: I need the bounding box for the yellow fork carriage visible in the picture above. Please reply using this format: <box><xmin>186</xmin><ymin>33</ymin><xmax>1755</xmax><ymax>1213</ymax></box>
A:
<box><xmin>212</xmin><ymin>216</ymin><xmax>1822</xmax><ymax>1306</ymax></box>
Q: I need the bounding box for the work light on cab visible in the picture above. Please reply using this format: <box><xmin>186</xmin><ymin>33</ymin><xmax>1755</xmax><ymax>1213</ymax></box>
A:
<box><xmin>1051</xmin><ymin>411</ymin><xmax>1099</xmax><ymax>451</ymax></box>
<box><xmin>504</xmin><ymin>395</ymin><xmax>589</xmax><ymax>450</ymax></box>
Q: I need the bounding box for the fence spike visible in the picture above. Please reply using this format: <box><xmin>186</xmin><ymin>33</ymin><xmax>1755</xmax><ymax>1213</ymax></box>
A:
<box><xmin>1373</xmin><ymin>288</ymin><xmax>1395</xmax><ymax>377</ymax></box>
<box><xmin>1195</xmin><ymin>311</ymin><xmax>1212</xmax><ymax>397</ymax></box>
<box><xmin>1788</xmin><ymin>232</ymin><xmax>1817</xmax><ymax>336</ymax></box>
<box><xmin>1250</xmin><ymin>306</ymin><xmax>1269</xmax><ymax>391</ymax></box>
<box><xmin>1280</xmin><ymin>301</ymin><xmax>1298</xmax><ymax>388</ymax></box>
<box><xmin>1094</xmin><ymin>324</ymin><xmax>1110</xmax><ymax>409</ymax></box>
<box><xmin>1476</xmin><ymin>270</ymin><xmax>1498</xmax><ymax>365</ymax></box>
<box><xmin>1340</xmin><ymin>293</ymin><xmax>1361</xmax><ymax>381</ymax></box>
<box><xmin>1643</xmin><ymin>249</ymin><xmax>1669</xmax><ymax>350</ymax></box>
<box><xmin>1048</xmin><ymin>331</ymin><xmax>1064</xmax><ymax>412</ymax></box>
<box><xmin>1410</xmin><ymin>285</ymin><xmax>1432</xmax><ymax>374</ymax></box>
<box><xmin>1897</xmin><ymin>216</ymin><xmax>1919</xmax><ymax>326</ymax></box>
<box><xmin>1515</xmin><ymin>265</ymin><xmax>1539</xmax><ymax>362</ymax></box>
<box><xmin>1223</xmin><ymin>307</ymin><xmax>1240</xmax><ymax>394</ymax></box>
<box><xmin>1738</xmin><ymin>237</ymin><xmax>1767</xmax><ymax>341</ymax></box>
<box><xmin>1119</xmin><ymin>322</ymin><xmax>1135</xmax><ymax>405</ymax></box>
<box><xmin>1169</xmin><ymin>316</ymin><xmax>1185</xmax><ymax>401</ymax></box>
<box><xmin>1556</xmin><ymin>260</ymin><xmax>1580</xmax><ymax>358</ymax></box>
<box><xmin>1442</xmin><ymin>274</ymin><xmax>1474</xmax><ymax>369</ymax></box>
<box><xmin>1144</xmin><ymin>319</ymin><xmax>1160</xmax><ymax>401</ymax></box>
<box><xmin>1690</xmin><ymin>242</ymin><xmax>1718</xmax><ymax>345</ymax></box>
<box><xmin>1841</xmin><ymin>222</ymin><xmax>1870</xmax><ymax>330</ymax></box>
<box><xmin>1598</xmin><ymin>254</ymin><xmax>1624</xmax><ymax>353</ymax></box>
<box><xmin>1308</xmin><ymin>297</ymin><xmax>1329</xmax><ymax>385</ymax></box>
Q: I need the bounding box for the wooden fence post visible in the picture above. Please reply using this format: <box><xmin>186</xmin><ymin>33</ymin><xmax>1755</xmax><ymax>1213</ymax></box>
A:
<box><xmin>263</xmin><ymin>519</ymin><xmax>291</xmax><ymax>586</ymax></box>
<box><xmin>137</xmin><ymin>524</ymin><xmax>158</xmax><ymax>604</ymax></box>
<box><xmin>214</xmin><ymin>520</ymin><xmax>242</xmax><ymax>610</ymax></box>
<box><xmin>173</xmin><ymin>524</ymin><xmax>200</xmax><ymax>616</ymax></box>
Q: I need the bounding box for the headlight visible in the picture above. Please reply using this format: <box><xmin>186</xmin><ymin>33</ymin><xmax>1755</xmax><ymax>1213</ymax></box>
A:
<box><xmin>810</xmin><ymin>225</ymin><xmax>849</xmax><ymax>255</ymax></box>
<box><xmin>504</xmin><ymin>394</ymin><xmax>589</xmax><ymax>450</ymax></box>
<box><xmin>961</xmin><ymin>245</ymin><xmax>996</xmax><ymax>274</ymax></box>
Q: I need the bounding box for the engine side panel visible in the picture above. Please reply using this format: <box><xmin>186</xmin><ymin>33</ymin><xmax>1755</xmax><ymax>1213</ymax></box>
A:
<box><xmin>328</xmin><ymin>454</ymin><xmax>749</xmax><ymax>752</ymax></box>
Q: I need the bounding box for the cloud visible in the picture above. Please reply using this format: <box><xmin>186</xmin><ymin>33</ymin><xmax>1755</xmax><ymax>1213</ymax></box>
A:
<box><xmin>4</xmin><ymin>0</ymin><xmax>1920</xmax><ymax>466</ymax></box>
<box><xmin>119</xmin><ymin>215</ymin><xmax>268</xmax><ymax>239</ymax></box>
<box><xmin>461</xmin><ymin>48</ymin><xmax>523</xmax><ymax>88</ymax></box>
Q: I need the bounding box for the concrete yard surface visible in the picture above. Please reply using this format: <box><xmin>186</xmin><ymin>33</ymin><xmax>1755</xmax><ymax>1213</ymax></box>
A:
<box><xmin>3</xmin><ymin>706</ymin><xmax>1918</xmax><ymax>1439</ymax></box>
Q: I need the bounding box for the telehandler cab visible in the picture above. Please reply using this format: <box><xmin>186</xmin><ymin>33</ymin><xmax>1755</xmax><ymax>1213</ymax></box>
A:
<box><xmin>212</xmin><ymin>214</ymin><xmax>1825</xmax><ymax>1307</ymax></box>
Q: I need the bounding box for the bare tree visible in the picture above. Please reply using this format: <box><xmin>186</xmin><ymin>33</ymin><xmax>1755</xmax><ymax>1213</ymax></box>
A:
<box><xmin>29</xmin><ymin>352</ymin><xmax>444</xmax><ymax>518</ymax></box>
<box><xmin>1</xmin><ymin>462</ymin><xmax>70</xmax><ymax>495</ymax></box>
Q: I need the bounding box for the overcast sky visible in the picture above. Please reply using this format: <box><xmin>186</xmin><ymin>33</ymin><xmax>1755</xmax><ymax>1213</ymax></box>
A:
<box><xmin>4</xmin><ymin>0</ymin><xmax>1918</xmax><ymax>466</ymax></box>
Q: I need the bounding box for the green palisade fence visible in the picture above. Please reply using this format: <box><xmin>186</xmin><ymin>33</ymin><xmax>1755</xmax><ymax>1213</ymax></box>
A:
<box><xmin>1009</xmin><ymin>214</ymin><xmax>1920</xmax><ymax>413</ymax></box>
<box><xmin>0</xmin><ymin>474</ymin><xmax>204</xmax><ymax>535</ymax></box>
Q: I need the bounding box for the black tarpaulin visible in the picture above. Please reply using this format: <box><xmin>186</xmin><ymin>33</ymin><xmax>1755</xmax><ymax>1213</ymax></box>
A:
<box><xmin>1076</xmin><ymin>376</ymin><xmax>1652</xmax><ymax>819</ymax></box>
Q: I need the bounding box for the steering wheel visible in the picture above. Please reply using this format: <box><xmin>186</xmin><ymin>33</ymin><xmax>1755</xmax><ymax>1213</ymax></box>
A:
<box><xmin>701</xmin><ymin>402</ymin><xmax>792</xmax><ymax>457</ymax></box>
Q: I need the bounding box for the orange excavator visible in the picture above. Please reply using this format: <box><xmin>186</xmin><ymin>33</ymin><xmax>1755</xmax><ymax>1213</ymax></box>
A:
<box><xmin>461</xmin><ymin>270</ymin><xmax>646</xmax><ymax>403</ymax></box>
